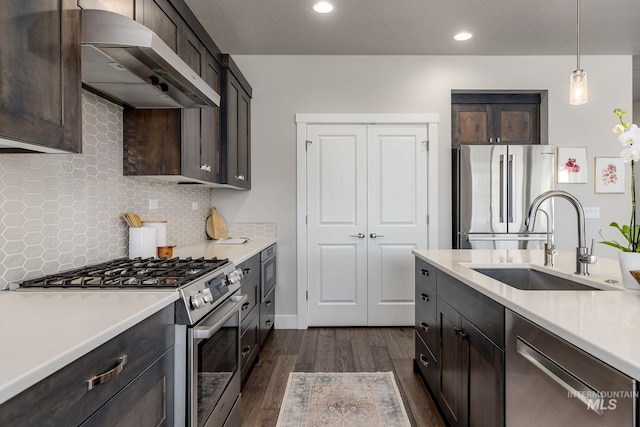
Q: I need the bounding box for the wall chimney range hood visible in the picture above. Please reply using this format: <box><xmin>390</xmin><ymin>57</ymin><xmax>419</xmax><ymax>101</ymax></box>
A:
<box><xmin>81</xmin><ymin>9</ymin><xmax>220</xmax><ymax>109</ymax></box>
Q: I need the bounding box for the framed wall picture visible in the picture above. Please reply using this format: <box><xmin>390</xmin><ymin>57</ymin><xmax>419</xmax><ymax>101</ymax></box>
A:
<box><xmin>557</xmin><ymin>147</ymin><xmax>588</xmax><ymax>184</ymax></box>
<box><xmin>594</xmin><ymin>157</ymin><xmax>625</xmax><ymax>193</ymax></box>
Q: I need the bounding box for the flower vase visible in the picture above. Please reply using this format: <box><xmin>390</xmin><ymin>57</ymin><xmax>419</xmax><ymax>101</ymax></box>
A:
<box><xmin>618</xmin><ymin>252</ymin><xmax>640</xmax><ymax>290</ymax></box>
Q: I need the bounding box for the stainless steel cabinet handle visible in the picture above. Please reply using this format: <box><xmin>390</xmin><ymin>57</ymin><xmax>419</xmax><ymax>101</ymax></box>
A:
<box><xmin>87</xmin><ymin>355</ymin><xmax>128</xmax><ymax>391</ymax></box>
<box><xmin>454</xmin><ymin>326</ymin><xmax>468</xmax><ymax>339</ymax></box>
<box><xmin>265</xmin><ymin>320</ymin><xmax>273</xmax><ymax>328</ymax></box>
<box><xmin>508</xmin><ymin>154</ymin><xmax>515</xmax><ymax>223</ymax></box>
<box><xmin>265</xmin><ymin>300</ymin><xmax>272</xmax><ymax>307</ymax></box>
<box><xmin>350</xmin><ymin>233</ymin><xmax>365</xmax><ymax>238</ymax></box>
<box><xmin>241</xmin><ymin>302</ymin><xmax>250</xmax><ymax>311</ymax></box>
<box><xmin>419</xmin><ymin>321</ymin><xmax>429</xmax><ymax>332</ymax></box>
<box><xmin>200</xmin><ymin>164</ymin><xmax>211</xmax><ymax>172</ymax></box>
<box><xmin>235</xmin><ymin>175</ymin><xmax>246</xmax><ymax>181</ymax></box>
<box><xmin>420</xmin><ymin>293</ymin><xmax>429</xmax><ymax>302</ymax></box>
<box><xmin>517</xmin><ymin>337</ymin><xmax>604</xmax><ymax>416</ymax></box>
<box><xmin>420</xmin><ymin>269</ymin><xmax>430</xmax><ymax>276</ymax></box>
<box><xmin>499</xmin><ymin>154</ymin><xmax>507</xmax><ymax>223</ymax></box>
<box><xmin>496</xmin><ymin>137</ymin><xmax>501</xmax><ymax>143</ymax></box>
<box><xmin>369</xmin><ymin>233</ymin><xmax>384</xmax><ymax>238</ymax></box>
<box><xmin>242</xmin><ymin>345</ymin><xmax>251</xmax><ymax>357</ymax></box>
<box><xmin>489</xmin><ymin>137</ymin><xmax>493</xmax><ymax>144</ymax></box>
<box><xmin>419</xmin><ymin>354</ymin><xmax>429</xmax><ymax>368</ymax></box>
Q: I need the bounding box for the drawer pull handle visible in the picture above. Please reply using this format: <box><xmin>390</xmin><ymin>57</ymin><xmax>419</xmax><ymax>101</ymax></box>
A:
<box><xmin>420</xmin><ymin>322</ymin><xmax>429</xmax><ymax>332</ymax></box>
<box><xmin>242</xmin><ymin>345</ymin><xmax>251</xmax><ymax>356</ymax></box>
<box><xmin>454</xmin><ymin>326</ymin><xmax>468</xmax><ymax>340</ymax></box>
<box><xmin>265</xmin><ymin>300</ymin><xmax>272</xmax><ymax>307</ymax></box>
<box><xmin>420</xmin><ymin>269</ymin><xmax>429</xmax><ymax>276</ymax></box>
<box><xmin>419</xmin><ymin>354</ymin><xmax>429</xmax><ymax>368</ymax></box>
<box><xmin>241</xmin><ymin>302</ymin><xmax>250</xmax><ymax>311</ymax></box>
<box><xmin>265</xmin><ymin>320</ymin><xmax>273</xmax><ymax>328</ymax></box>
<box><xmin>87</xmin><ymin>355</ymin><xmax>127</xmax><ymax>391</ymax></box>
<box><xmin>243</xmin><ymin>268</ymin><xmax>251</xmax><ymax>275</ymax></box>
<box><xmin>420</xmin><ymin>293</ymin><xmax>429</xmax><ymax>302</ymax></box>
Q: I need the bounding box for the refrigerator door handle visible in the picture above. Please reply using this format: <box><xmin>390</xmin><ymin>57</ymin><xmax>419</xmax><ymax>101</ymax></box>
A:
<box><xmin>508</xmin><ymin>154</ymin><xmax>516</xmax><ymax>223</ymax></box>
<box><xmin>499</xmin><ymin>154</ymin><xmax>507</xmax><ymax>223</ymax></box>
<box><xmin>463</xmin><ymin>234</ymin><xmax>548</xmax><ymax>242</ymax></box>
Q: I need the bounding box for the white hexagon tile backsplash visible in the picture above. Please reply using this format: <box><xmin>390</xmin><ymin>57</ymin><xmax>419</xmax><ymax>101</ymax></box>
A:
<box><xmin>0</xmin><ymin>91</ymin><xmax>212</xmax><ymax>289</ymax></box>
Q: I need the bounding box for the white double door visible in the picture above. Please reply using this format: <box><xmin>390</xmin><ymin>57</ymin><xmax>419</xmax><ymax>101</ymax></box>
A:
<box><xmin>306</xmin><ymin>123</ymin><xmax>429</xmax><ymax>326</ymax></box>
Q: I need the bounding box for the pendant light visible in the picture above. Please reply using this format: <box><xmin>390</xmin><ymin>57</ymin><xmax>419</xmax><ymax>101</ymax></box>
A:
<box><xmin>569</xmin><ymin>0</ymin><xmax>588</xmax><ymax>105</ymax></box>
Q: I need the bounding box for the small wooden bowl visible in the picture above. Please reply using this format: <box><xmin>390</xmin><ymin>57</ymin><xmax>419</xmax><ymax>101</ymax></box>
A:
<box><xmin>630</xmin><ymin>270</ymin><xmax>640</xmax><ymax>285</ymax></box>
<box><xmin>157</xmin><ymin>245</ymin><xmax>176</xmax><ymax>259</ymax></box>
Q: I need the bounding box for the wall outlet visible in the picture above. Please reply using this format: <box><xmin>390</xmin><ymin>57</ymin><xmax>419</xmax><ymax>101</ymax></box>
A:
<box><xmin>149</xmin><ymin>199</ymin><xmax>158</xmax><ymax>210</ymax></box>
<box><xmin>584</xmin><ymin>207</ymin><xmax>600</xmax><ymax>219</ymax></box>
<box><xmin>192</xmin><ymin>202</ymin><xmax>199</xmax><ymax>210</ymax></box>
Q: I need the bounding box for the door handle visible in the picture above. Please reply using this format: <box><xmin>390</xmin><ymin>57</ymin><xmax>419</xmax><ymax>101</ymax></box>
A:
<box><xmin>350</xmin><ymin>233</ymin><xmax>365</xmax><ymax>238</ymax></box>
<box><xmin>508</xmin><ymin>154</ymin><xmax>515</xmax><ymax>223</ymax></box>
<box><xmin>499</xmin><ymin>154</ymin><xmax>507</xmax><ymax>223</ymax></box>
<box><xmin>369</xmin><ymin>233</ymin><xmax>384</xmax><ymax>238</ymax></box>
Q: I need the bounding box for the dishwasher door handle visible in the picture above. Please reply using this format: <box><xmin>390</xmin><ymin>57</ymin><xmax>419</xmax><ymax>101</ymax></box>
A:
<box><xmin>517</xmin><ymin>337</ymin><xmax>604</xmax><ymax>416</ymax></box>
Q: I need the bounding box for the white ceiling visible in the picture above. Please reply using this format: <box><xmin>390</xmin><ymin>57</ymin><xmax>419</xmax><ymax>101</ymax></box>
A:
<box><xmin>185</xmin><ymin>0</ymin><xmax>640</xmax><ymax>99</ymax></box>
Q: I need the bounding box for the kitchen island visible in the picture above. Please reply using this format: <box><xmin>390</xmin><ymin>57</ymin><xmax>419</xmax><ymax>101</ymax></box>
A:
<box><xmin>413</xmin><ymin>249</ymin><xmax>640</xmax><ymax>378</ymax></box>
<box><xmin>414</xmin><ymin>249</ymin><xmax>640</xmax><ymax>426</ymax></box>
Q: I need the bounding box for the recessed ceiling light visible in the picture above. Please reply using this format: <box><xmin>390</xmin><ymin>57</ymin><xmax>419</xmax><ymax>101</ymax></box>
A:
<box><xmin>313</xmin><ymin>1</ymin><xmax>334</xmax><ymax>13</ymax></box>
<box><xmin>454</xmin><ymin>32</ymin><xmax>473</xmax><ymax>41</ymax></box>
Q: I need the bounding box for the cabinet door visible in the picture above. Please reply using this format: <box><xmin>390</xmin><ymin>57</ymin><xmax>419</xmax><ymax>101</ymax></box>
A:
<box><xmin>0</xmin><ymin>0</ymin><xmax>81</xmax><ymax>153</ymax></box>
<box><xmin>77</xmin><ymin>0</ymin><xmax>135</xmax><ymax>18</ymax></box>
<box><xmin>464</xmin><ymin>318</ymin><xmax>504</xmax><ymax>427</ymax></box>
<box><xmin>141</xmin><ymin>0</ymin><xmax>181</xmax><ymax>52</ymax></box>
<box><xmin>438</xmin><ymin>298</ymin><xmax>466</xmax><ymax>427</ymax></box>
<box><xmin>201</xmin><ymin>50</ymin><xmax>222</xmax><ymax>182</ymax></box>
<box><xmin>180</xmin><ymin>25</ymin><xmax>207</xmax><ymax>180</ymax></box>
<box><xmin>452</xmin><ymin>104</ymin><xmax>491</xmax><ymax>147</ymax></box>
<box><xmin>224</xmin><ymin>71</ymin><xmax>251</xmax><ymax>189</ymax></box>
<box><xmin>493</xmin><ymin>103</ymin><xmax>539</xmax><ymax>145</ymax></box>
<box><xmin>80</xmin><ymin>349</ymin><xmax>174</xmax><ymax>427</ymax></box>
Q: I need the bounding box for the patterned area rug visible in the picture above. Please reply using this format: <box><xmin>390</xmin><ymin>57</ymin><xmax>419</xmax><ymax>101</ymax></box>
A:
<box><xmin>276</xmin><ymin>372</ymin><xmax>411</xmax><ymax>427</ymax></box>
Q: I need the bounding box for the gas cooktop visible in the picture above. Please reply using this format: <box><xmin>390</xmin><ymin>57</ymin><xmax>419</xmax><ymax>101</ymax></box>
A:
<box><xmin>19</xmin><ymin>257</ymin><xmax>230</xmax><ymax>289</ymax></box>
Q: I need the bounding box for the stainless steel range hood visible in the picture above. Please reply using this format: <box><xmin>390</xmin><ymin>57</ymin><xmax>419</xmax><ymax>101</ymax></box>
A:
<box><xmin>81</xmin><ymin>9</ymin><xmax>220</xmax><ymax>109</ymax></box>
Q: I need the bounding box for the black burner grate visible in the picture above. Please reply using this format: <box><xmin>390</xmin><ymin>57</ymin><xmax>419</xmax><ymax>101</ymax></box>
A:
<box><xmin>20</xmin><ymin>257</ymin><xmax>229</xmax><ymax>289</ymax></box>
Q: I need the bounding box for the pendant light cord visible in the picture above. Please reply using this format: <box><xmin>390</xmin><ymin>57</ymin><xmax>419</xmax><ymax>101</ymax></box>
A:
<box><xmin>576</xmin><ymin>0</ymin><xmax>581</xmax><ymax>70</ymax></box>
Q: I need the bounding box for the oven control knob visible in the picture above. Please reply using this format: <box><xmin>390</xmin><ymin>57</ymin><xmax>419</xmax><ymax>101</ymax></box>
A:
<box><xmin>227</xmin><ymin>270</ymin><xmax>242</xmax><ymax>284</ymax></box>
<box><xmin>201</xmin><ymin>288</ymin><xmax>213</xmax><ymax>304</ymax></box>
<box><xmin>190</xmin><ymin>294</ymin><xmax>205</xmax><ymax>310</ymax></box>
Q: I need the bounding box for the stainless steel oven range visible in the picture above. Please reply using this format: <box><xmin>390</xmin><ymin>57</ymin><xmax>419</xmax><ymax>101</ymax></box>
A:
<box><xmin>14</xmin><ymin>256</ymin><xmax>247</xmax><ymax>427</ymax></box>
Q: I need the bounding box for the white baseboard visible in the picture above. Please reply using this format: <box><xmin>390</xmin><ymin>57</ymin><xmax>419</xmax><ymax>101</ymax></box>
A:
<box><xmin>275</xmin><ymin>314</ymin><xmax>302</xmax><ymax>329</ymax></box>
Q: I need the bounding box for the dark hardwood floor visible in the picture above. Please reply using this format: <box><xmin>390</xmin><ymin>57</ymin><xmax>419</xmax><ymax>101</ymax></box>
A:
<box><xmin>240</xmin><ymin>327</ymin><xmax>445</xmax><ymax>427</ymax></box>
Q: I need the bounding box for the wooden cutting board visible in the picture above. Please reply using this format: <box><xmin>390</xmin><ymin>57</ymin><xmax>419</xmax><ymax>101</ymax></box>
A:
<box><xmin>206</xmin><ymin>207</ymin><xmax>228</xmax><ymax>240</ymax></box>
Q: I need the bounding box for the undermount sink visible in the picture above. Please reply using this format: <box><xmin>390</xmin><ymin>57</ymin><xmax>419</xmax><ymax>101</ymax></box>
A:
<box><xmin>472</xmin><ymin>268</ymin><xmax>601</xmax><ymax>291</ymax></box>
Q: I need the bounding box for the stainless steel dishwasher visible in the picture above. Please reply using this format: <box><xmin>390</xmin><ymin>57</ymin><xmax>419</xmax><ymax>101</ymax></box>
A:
<box><xmin>506</xmin><ymin>310</ymin><xmax>637</xmax><ymax>426</ymax></box>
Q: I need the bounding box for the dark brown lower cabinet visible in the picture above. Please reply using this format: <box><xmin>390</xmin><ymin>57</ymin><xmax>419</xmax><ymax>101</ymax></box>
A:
<box><xmin>0</xmin><ymin>306</ymin><xmax>175</xmax><ymax>427</ymax></box>
<box><xmin>80</xmin><ymin>349</ymin><xmax>174</xmax><ymax>427</ymax></box>
<box><xmin>415</xmin><ymin>261</ymin><xmax>504</xmax><ymax>427</ymax></box>
<box><xmin>437</xmin><ymin>298</ymin><xmax>504</xmax><ymax>427</ymax></box>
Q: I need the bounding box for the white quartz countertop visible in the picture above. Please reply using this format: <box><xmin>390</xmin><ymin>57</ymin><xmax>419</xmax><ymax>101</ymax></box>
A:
<box><xmin>173</xmin><ymin>238</ymin><xmax>277</xmax><ymax>265</ymax></box>
<box><xmin>412</xmin><ymin>249</ymin><xmax>640</xmax><ymax>380</ymax></box>
<box><xmin>0</xmin><ymin>290</ymin><xmax>178</xmax><ymax>405</ymax></box>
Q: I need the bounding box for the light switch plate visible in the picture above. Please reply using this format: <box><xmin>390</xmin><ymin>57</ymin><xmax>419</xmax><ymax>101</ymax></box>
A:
<box><xmin>149</xmin><ymin>199</ymin><xmax>158</xmax><ymax>210</ymax></box>
<box><xmin>192</xmin><ymin>202</ymin><xmax>199</xmax><ymax>210</ymax></box>
<box><xmin>584</xmin><ymin>207</ymin><xmax>600</xmax><ymax>219</ymax></box>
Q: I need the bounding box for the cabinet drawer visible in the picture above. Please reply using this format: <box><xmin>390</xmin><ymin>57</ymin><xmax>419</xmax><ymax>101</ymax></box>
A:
<box><xmin>415</xmin><ymin>332</ymin><xmax>437</xmax><ymax>394</ymax></box>
<box><xmin>238</xmin><ymin>254</ymin><xmax>260</xmax><ymax>285</ymax></box>
<box><xmin>259</xmin><ymin>287</ymin><xmax>275</xmax><ymax>347</ymax></box>
<box><xmin>240</xmin><ymin>312</ymin><xmax>259</xmax><ymax>384</ymax></box>
<box><xmin>415</xmin><ymin>258</ymin><xmax>437</xmax><ymax>292</ymax></box>
<box><xmin>0</xmin><ymin>306</ymin><xmax>174</xmax><ymax>427</ymax></box>
<box><xmin>415</xmin><ymin>306</ymin><xmax>437</xmax><ymax>361</ymax></box>
<box><xmin>240</xmin><ymin>276</ymin><xmax>258</xmax><ymax>324</ymax></box>
<box><xmin>438</xmin><ymin>270</ymin><xmax>504</xmax><ymax>348</ymax></box>
<box><xmin>79</xmin><ymin>348</ymin><xmax>174</xmax><ymax>427</ymax></box>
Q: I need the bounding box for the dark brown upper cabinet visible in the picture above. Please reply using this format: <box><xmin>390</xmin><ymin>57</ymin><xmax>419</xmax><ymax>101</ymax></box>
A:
<box><xmin>451</xmin><ymin>94</ymin><xmax>540</xmax><ymax>148</ymax></box>
<box><xmin>122</xmin><ymin>0</ymin><xmax>223</xmax><ymax>185</ymax></box>
<box><xmin>221</xmin><ymin>55</ymin><xmax>252</xmax><ymax>190</ymax></box>
<box><xmin>0</xmin><ymin>0</ymin><xmax>81</xmax><ymax>153</ymax></box>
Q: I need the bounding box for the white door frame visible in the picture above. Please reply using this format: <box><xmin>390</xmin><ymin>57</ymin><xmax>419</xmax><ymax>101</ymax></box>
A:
<box><xmin>295</xmin><ymin>113</ymin><xmax>440</xmax><ymax>329</ymax></box>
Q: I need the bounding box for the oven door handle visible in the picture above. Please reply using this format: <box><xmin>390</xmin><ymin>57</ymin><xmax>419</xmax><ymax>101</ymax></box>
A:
<box><xmin>193</xmin><ymin>294</ymin><xmax>247</xmax><ymax>340</ymax></box>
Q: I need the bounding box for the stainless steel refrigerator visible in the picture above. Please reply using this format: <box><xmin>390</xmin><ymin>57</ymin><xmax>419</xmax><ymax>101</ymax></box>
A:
<box><xmin>453</xmin><ymin>145</ymin><xmax>555</xmax><ymax>249</ymax></box>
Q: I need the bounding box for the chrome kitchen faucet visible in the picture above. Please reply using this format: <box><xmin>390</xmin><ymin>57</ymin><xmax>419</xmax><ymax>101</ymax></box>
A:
<box><xmin>526</xmin><ymin>190</ymin><xmax>596</xmax><ymax>275</ymax></box>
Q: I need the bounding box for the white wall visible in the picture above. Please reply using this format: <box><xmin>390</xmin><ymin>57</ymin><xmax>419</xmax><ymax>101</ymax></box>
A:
<box><xmin>212</xmin><ymin>55</ymin><xmax>633</xmax><ymax>324</ymax></box>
